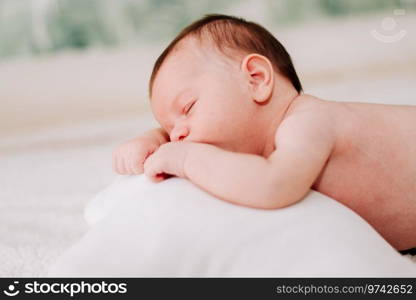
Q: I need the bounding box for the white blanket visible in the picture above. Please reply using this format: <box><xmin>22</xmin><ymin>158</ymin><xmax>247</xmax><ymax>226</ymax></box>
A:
<box><xmin>48</xmin><ymin>175</ymin><xmax>416</xmax><ymax>277</ymax></box>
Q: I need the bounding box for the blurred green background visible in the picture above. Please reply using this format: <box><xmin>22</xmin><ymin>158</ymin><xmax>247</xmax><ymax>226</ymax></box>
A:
<box><xmin>1</xmin><ymin>0</ymin><xmax>415</xmax><ymax>59</ymax></box>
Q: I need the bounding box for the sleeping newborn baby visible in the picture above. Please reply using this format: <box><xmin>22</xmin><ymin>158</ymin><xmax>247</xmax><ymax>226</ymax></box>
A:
<box><xmin>112</xmin><ymin>14</ymin><xmax>416</xmax><ymax>251</ymax></box>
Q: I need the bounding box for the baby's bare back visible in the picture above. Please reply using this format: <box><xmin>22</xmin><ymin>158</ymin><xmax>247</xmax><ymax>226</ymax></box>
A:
<box><xmin>310</xmin><ymin>98</ymin><xmax>416</xmax><ymax>250</ymax></box>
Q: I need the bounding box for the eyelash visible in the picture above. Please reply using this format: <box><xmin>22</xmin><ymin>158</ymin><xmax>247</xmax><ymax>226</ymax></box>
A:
<box><xmin>183</xmin><ymin>100</ymin><xmax>196</xmax><ymax>115</ymax></box>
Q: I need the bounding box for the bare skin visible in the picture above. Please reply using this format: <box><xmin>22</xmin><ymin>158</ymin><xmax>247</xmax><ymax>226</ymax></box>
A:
<box><xmin>113</xmin><ymin>37</ymin><xmax>416</xmax><ymax>250</ymax></box>
<box><xmin>301</xmin><ymin>96</ymin><xmax>416</xmax><ymax>250</ymax></box>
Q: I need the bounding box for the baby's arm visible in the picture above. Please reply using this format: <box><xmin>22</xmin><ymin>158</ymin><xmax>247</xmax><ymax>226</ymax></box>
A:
<box><xmin>183</xmin><ymin>115</ymin><xmax>335</xmax><ymax>209</ymax></box>
<box><xmin>113</xmin><ymin>127</ymin><xmax>169</xmax><ymax>175</ymax></box>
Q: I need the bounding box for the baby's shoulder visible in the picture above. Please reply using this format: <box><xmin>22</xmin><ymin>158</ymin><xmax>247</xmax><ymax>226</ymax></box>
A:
<box><xmin>287</xmin><ymin>94</ymin><xmax>332</xmax><ymax>116</ymax></box>
<box><xmin>281</xmin><ymin>95</ymin><xmax>333</xmax><ymax>128</ymax></box>
<box><xmin>276</xmin><ymin>95</ymin><xmax>336</xmax><ymax>142</ymax></box>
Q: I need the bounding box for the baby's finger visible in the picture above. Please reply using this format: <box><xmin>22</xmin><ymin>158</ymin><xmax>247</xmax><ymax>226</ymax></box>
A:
<box><xmin>131</xmin><ymin>160</ymin><xmax>143</xmax><ymax>175</ymax></box>
<box><xmin>147</xmin><ymin>168</ymin><xmax>165</xmax><ymax>182</ymax></box>
<box><xmin>114</xmin><ymin>155</ymin><xmax>121</xmax><ymax>174</ymax></box>
<box><xmin>124</xmin><ymin>158</ymin><xmax>134</xmax><ymax>175</ymax></box>
<box><xmin>143</xmin><ymin>157</ymin><xmax>162</xmax><ymax>182</ymax></box>
<box><xmin>117</xmin><ymin>157</ymin><xmax>127</xmax><ymax>174</ymax></box>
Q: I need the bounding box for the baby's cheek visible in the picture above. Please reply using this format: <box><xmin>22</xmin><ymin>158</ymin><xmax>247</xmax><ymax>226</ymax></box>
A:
<box><xmin>203</xmin><ymin>117</ymin><xmax>224</xmax><ymax>135</ymax></box>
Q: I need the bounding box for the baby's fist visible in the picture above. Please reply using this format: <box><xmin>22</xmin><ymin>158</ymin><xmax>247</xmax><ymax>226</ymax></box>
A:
<box><xmin>112</xmin><ymin>137</ymin><xmax>160</xmax><ymax>175</ymax></box>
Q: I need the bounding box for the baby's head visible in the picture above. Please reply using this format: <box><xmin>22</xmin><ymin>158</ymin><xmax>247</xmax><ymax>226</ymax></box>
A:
<box><xmin>149</xmin><ymin>14</ymin><xmax>302</xmax><ymax>154</ymax></box>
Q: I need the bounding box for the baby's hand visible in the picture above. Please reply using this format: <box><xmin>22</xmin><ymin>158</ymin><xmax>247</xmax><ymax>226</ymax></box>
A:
<box><xmin>112</xmin><ymin>137</ymin><xmax>159</xmax><ymax>175</ymax></box>
<box><xmin>112</xmin><ymin>129</ymin><xmax>169</xmax><ymax>175</ymax></box>
<box><xmin>143</xmin><ymin>141</ymin><xmax>192</xmax><ymax>182</ymax></box>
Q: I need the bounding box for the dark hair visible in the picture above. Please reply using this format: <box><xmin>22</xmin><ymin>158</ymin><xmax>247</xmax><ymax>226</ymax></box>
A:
<box><xmin>149</xmin><ymin>14</ymin><xmax>302</xmax><ymax>97</ymax></box>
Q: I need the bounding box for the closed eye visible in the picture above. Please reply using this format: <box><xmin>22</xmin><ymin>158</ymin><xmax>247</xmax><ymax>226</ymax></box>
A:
<box><xmin>183</xmin><ymin>100</ymin><xmax>196</xmax><ymax>115</ymax></box>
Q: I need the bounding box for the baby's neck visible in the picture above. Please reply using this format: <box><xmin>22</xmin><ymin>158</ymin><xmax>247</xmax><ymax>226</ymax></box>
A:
<box><xmin>260</xmin><ymin>91</ymin><xmax>301</xmax><ymax>158</ymax></box>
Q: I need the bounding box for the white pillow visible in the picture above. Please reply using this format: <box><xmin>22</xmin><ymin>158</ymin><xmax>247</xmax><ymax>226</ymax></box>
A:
<box><xmin>47</xmin><ymin>175</ymin><xmax>416</xmax><ymax>277</ymax></box>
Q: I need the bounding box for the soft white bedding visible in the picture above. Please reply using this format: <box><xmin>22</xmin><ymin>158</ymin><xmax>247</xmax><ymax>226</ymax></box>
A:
<box><xmin>47</xmin><ymin>175</ymin><xmax>416</xmax><ymax>277</ymax></box>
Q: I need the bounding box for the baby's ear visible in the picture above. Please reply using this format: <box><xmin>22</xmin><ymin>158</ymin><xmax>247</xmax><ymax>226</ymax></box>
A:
<box><xmin>241</xmin><ymin>54</ymin><xmax>274</xmax><ymax>103</ymax></box>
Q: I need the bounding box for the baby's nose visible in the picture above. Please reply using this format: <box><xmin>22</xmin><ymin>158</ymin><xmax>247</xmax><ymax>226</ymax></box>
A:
<box><xmin>170</xmin><ymin>126</ymin><xmax>189</xmax><ymax>142</ymax></box>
